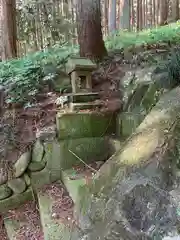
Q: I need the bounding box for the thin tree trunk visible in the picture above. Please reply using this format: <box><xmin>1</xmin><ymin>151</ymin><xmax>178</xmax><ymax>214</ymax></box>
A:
<box><xmin>172</xmin><ymin>0</ymin><xmax>179</xmax><ymax>21</ymax></box>
<box><xmin>108</xmin><ymin>0</ymin><xmax>116</xmax><ymax>32</ymax></box>
<box><xmin>104</xmin><ymin>0</ymin><xmax>108</xmax><ymax>36</ymax></box>
<box><xmin>76</xmin><ymin>0</ymin><xmax>107</xmax><ymax>62</ymax></box>
<box><xmin>2</xmin><ymin>0</ymin><xmax>17</xmax><ymax>60</ymax></box>
<box><xmin>119</xmin><ymin>0</ymin><xmax>131</xmax><ymax>30</ymax></box>
<box><xmin>159</xmin><ymin>0</ymin><xmax>168</xmax><ymax>25</ymax></box>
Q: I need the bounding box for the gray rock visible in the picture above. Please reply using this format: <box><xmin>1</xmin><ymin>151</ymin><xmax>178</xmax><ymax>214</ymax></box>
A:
<box><xmin>8</xmin><ymin>178</ymin><xmax>26</xmax><ymax>194</ymax></box>
<box><xmin>23</xmin><ymin>173</ymin><xmax>31</xmax><ymax>186</ymax></box>
<box><xmin>79</xmin><ymin>174</ymin><xmax>178</xmax><ymax>240</ymax></box>
<box><xmin>28</xmin><ymin>161</ymin><xmax>46</xmax><ymax>172</ymax></box>
<box><xmin>14</xmin><ymin>151</ymin><xmax>31</xmax><ymax>178</ymax></box>
<box><xmin>32</xmin><ymin>140</ymin><xmax>44</xmax><ymax>162</ymax></box>
<box><xmin>0</xmin><ymin>167</ymin><xmax>8</xmax><ymax>185</ymax></box>
<box><xmin>0</xmin><ymin>184</ymin><xmax>12</xmax><ymax>200</ymax></box>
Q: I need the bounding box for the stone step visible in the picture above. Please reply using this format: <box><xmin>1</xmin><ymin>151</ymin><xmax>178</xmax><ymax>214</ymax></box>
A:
<box><xmin>61</xmin><ymin>170</ymin><xmax>86</xmax><ymax>204</ymax></box>
<box><xmin>69</xmin><ymin>102</ymin><xmax>103</xmax><ymax>111</ymax></box>
<box><xmin>37</xmin><ymin>182</ymin><xmax>80</xmax><ymax>240</ymax></box>
<box><xmin>3</xmin><ymin>200</ymin><xmax>43</xmax><ymax>240</ymax></box>
<box><xmin>62</xmin><ymin>161</ymin><xmax>104</xmax><ymax>204</ymax></box>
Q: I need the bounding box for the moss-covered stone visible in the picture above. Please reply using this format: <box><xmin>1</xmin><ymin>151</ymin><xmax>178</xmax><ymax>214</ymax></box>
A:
<box><xmin>68</xmin><ymin>92</ymin><xmax>100</xmax><ymax>103</ymax></box>
<box><xmin>59</xmin><ymin>137</ymin><xmax>111</xmax><ymax>170</ymax></box>
<box><xmin>32</xmin><ymin>140</ymin><xmax>44</xmax><ymax>162</ymax></box>
<box><xmin>120</xmin><ymin>110</ymin><xmax>146</xmax><ymax>138</ymax></box>
<box><xmin>23</xmin><ymin>173</ymin><xmax>31</xmax><ymax>186</ymax></box>
<box><xmin>75</xmin><ymin>87</ymin><xmax>180</xmax><ymax>221</ymax></box>
<box><xmin>0</xmin><ymin>184</ymin><xmax>12</xmax><ymax>200</ymax></box>
<box><xmin>14</xmin><ymin>151</ymin><xmax>31</xmax><ymax>178</ymax></box>
<box><xmin>0</xmin><ymin>167</ymin><xmax>8</xmax><ymax>185</ymax></box>
<box><xmin>30</xmin><ymin>166</ymin><xmax>60</xmax><ymax>189</ymax></box>
<box><xmin>66</xmin><ymin>57</ymin><xmax>97</xmax><ymax>74</ymax></box>
<box><xmin>70</xmin><ymin>102</ymin><xmax>103</xmax><ymax>111</ymax></box>
<box><xmin>28</xmin><ymin>161</ymin><xmax>46</xmax><ymax>172</ymax></box>
<box><xmin>42</xmin><ymin>141</ymin><xmax>62</xmax><ymax>181</ymax></box>
<box><xmin>56</xmin><ymin>112</ymin><xmax>116</xmax><ymax>140</ymax></box>
<box><xmin>141</xmin><ymin>82</ymin><xmax>163</xmax><ymax>111</ymax></box>
<box><xmin>125</xmin><ymin>83</ymin><xmax>149</xmax><ymax>111</ymax></box>
<box><xmin>0</xmin><ymin>187</ymin><xmax>33</xmax><ymax>213</ymax></box>
<box><xmin>37</xmin><ymin>181</ymin><xmax>81</xmax><ymax>240</ymax></box>
<box><xmin>8</xmin><ymin>178</ymin><xmax>26</xmax><ymax>194</ymax></box>
<box><xmin>62</xmin><ymin>170</ymin><xmax>86</xmax><ymax>203</ymax></box>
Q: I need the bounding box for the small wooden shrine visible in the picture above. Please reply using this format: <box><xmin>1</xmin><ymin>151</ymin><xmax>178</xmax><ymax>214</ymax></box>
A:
<box><xmin>66</xmin><ymin>57</ymin><xmax>97</xmax><ymax>93</ymax></box>
<box><xmin>57</xmin><ymin>56</ymin><xmax>102</xmax><ymax>112</ymax></box>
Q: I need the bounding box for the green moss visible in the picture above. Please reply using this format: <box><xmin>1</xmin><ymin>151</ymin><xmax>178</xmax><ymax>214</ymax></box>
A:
<box><xmin>76</xmin><ymin>87</ymin><xmax>180</xmax><ymax>215</ymax></box>
<box><xmin>61</xmin><ymin>169</ymin><xmax>86</xmax><ymax>203</ymax></box>
<box><xmin>56</xmin><ymin>112</ymin><xmax>116</xmax><ymax>140</ymax></box>
<box><xmin>120</xmin><ymin>111</ymin><xmax>146</xmax><ymax>138</ymax></box>
<box><xmin>37</xmin><ymin>182</ymin><xmax>80</xmax><ymax>240</ymax></box>
<box><xmin>59</xmin><ymin>137</ymin><xmax>111</xmax><ymax>169</ymax></box>
<box><xmin>69</xmin><ymin>92</ymin><xmax>100</xmax><ymax>103</ymax></box>
<box><xmin>0</xmin><ymin>187</ymin><xmax>33</xmax><ymax>213</ymax></box>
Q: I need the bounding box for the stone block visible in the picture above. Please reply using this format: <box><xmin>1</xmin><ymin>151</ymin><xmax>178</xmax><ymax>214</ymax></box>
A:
<box><xmin>43</xmin><ymin>141</ymin><xmax>62</xmax><ymax>180</ymax></box>
<box><xmin>121</xmin><ymin>111</ymin><xmax>145</xmax><ymax>138</ymax></box>
<box><xmin>69</xmin><ymin>102</ymin><xmax>103</xmax><ymax>112</ymax></box>
<box><xmin>56</xmin><ymin>112</ymin><xmax>116</xmax><ymax>140</ymax></box>
<box><xmin>141</xmin><ymin>82</ymin><xmax>162</xmax><ymax>111</ymax></box>
<box><xmin>62</xmin><ymin>169</ymin><xmax>86</xmax><ymax>203</ymax></box>
<box><xmin>125</xmin><ymin>83</ymin><xmax>149</xmax><ymax>111</ymax></box>
<box><xmin>59</xmin><ymin>137</ymin><xmax>111</xmax><ymax>170</ymax></box>
<box><xmin>30</xmin><ymin>166</ymin><xmax>60</xmax><ymax>189</ymax></box>
<box><xmin>68</xmin><ymin>92</ymin><xmax>100</xmax><ymax>103</ymax></box>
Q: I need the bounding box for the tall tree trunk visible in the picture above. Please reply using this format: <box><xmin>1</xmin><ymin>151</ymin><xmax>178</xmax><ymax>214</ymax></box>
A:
<box><xmin>159</xmin><ymin>0</ymin><xmax>168</xmax><ymax>25</ymax></box>
<box><xmin>76</xmin><ymin>0</ymin><xmax>107</xmax><ymax>62</ymax></box>
<box><xmin>108</xmin><ymin>0</ymin><xmax>116</xmax><ymax>32</ymax></box>
<box><xmin>119</xmin><ymin>0</ymin><xmax>131</xmax><ymax>30</ymax></box>
<box><xmin>2</xmin><ymin>0</ymin><xmax>17</xmax><ymax>60</ymax></box>
<box><xmin>137</xmin><ymin>0</ymin><xmax>143</xmax><ymax>31</ymax></box>
<box><xmin>104</xmin><ymin>0</ymin><xmax>108</xmax><ymax>36</ymax></box>
<box><xmin>172</xmin><ymin>0</ymin><xmax>179</xmax><ymax>21</ymax></box>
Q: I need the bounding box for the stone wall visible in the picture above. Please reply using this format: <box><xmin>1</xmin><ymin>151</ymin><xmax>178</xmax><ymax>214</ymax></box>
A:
<box><xmin>117</xmin><ymin>66</ymin><xmax>172</xmax><ymax>138</ymax></box>
<box><xmin>76</xmin><ymin>87</ymin><xmax>180</xmax><ymax>240</ymax></box>
<box><xmin>0</xmin><ymin>112</ymin><xmax>116</xmax><ymax>213</ymax></box>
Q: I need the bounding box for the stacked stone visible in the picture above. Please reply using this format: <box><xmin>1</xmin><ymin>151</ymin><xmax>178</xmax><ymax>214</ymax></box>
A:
<box><xmin>0</xmin><ymin>125</ymin><xmax>58</xmax><ymax>212</ymax></box>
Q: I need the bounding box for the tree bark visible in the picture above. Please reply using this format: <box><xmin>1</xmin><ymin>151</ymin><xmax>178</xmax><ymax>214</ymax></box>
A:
<box><xmin>172</xmin><ymin>0</ymin><xmax>179</xmax><ymax>21</ymax></box>
<box><xmin>108</xmin><ymin>0</ymin><xmax>116</xmax><ymax>33</ymax></box>
<box><xmin>159</xmin><ymin>0</ymin><xmax>168</xmax><ymax>25</ymax></box>
<box><xmin>2</xmin><ymin>0</ymin><xmax>17</xmax><ymax>60</ymax></box>
<box><xmin>76</xmin><ymin>0</ymin><xmax>107</xmax><ymax>62</ymax></box>
<box><xmin>137</xmin><ymin>0</ymin><xmax>143</xmax><ymax>31</ymax></box>
<box><xmin>119</xmin><ymin>0</ymin><xmax>131</xmax><ymax>30</ymax></box>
